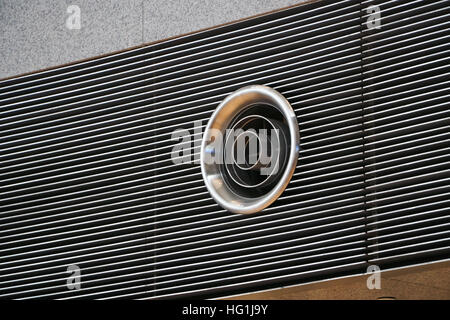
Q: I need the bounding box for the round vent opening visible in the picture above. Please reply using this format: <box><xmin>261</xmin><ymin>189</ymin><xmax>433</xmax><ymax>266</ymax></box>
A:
<box><xmin>200</xmin><ymin>85</ymin><xmax>300</xmax><ymax>214</ymax></box>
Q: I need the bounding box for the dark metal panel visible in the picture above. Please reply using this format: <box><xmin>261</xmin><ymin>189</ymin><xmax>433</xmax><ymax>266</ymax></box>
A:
<box><xmin>0</xmin><ymin>0</ymin><xmax>448</xmax><ymax>299</ymax></box>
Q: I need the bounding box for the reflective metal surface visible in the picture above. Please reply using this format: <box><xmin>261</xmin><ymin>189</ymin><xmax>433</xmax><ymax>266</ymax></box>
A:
<box><xmin>201</xmin><ymin>85</ymin><xmax>300</xmax><ymax>214</ymax></box>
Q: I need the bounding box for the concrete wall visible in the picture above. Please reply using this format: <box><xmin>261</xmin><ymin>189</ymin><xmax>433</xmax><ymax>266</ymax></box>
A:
<box><xmin>0</xmin><ymin>0</ymin><xmax>301</xmax><ymax>79</ymax></box>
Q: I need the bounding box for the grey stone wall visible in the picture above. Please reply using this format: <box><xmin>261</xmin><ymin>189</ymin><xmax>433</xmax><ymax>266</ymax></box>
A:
<box><xmin>0</xmin><ymin>0</ymin><xmax>301</xmax><ymax>79</ymax></box>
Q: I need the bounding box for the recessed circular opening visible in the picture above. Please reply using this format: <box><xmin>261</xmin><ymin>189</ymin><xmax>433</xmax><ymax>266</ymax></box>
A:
<box><xmin>232</xmin><ymin>130</ymin><xmax>261</xmax><ymax>171</ymax></box>
<box><xmin>200</xmin><ymin>85</ymin><xmax>300</xmax><ymax>214</ymax></box>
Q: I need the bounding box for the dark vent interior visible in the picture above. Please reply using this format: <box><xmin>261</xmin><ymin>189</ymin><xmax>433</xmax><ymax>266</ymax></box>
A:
<box><xmin>0</xmin><ymin>0</ymin><xmax>449</xmax><ymax>299</ymax></box>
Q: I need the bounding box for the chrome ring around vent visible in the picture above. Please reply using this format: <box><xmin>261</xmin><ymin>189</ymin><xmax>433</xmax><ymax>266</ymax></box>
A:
<box><xmin>200</xmin><ymin>85</ymin><xmax>300</xmax><ymax>214</ymax></box>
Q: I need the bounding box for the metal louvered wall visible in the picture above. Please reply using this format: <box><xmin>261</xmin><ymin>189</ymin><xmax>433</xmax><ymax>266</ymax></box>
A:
<box><xmin>0</xmin><ymin>0</ymin><xmax>448</xmax><ymax>299</ymax></box>
<box><xmin>362</xmin><ymin>0</ymin><xmax>450</xmax><ymax>270</ymax></box>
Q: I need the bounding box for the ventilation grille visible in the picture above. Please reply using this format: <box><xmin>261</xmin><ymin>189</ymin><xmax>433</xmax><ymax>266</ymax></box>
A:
<box><xmin>0</xmin><ymin>0</ymin><xmax>448</xmax><ymax>299</ymax></box>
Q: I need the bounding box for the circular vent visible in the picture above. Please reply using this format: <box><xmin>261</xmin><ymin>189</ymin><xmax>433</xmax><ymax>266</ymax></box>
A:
<box><xmin>200</xmin><ymin>85</ymin><xmax>300</xmax><ymax>214</ymax></box>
